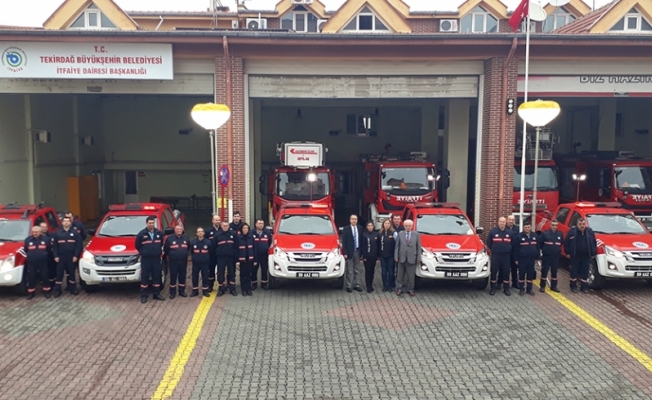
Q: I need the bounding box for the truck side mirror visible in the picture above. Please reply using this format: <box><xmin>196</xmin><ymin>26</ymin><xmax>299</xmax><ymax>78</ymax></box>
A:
<box><xmin>441</xmin><ymin>169</ymin><xmax>451</xmax><ymax>189</ymax></box>
<box><xmin>475</xmin><ymin>227</ymin><xmax>484</xmax><ymax>235</ymax></box>
<box><xmin>88</xmin><ymin>229</ymin><xmax>96</xmax><ymax>236</ymax></box>
<box><xmin>164</xmin><ymin>227</ymin><xmax>174</xmax><ymax>235</ymax></box>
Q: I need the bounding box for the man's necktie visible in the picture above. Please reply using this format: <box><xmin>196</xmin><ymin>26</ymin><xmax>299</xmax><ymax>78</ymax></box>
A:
<box><xmin>353</xmin><ymin>226</ymin><xmax>358</xmax><ymax>250</ymax></box>
<box><xmin>407</xmin><ymin>232</ymin><xmax>411</xmax><ymax>244</ymax></box>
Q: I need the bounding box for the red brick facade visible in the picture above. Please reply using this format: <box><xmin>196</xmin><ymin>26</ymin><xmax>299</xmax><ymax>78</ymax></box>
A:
<box><xmin>215</xmin><ymin>56</ymin><xmax>247</xmax><ymax>222</ymax></box>
<box><xmin>479</xmin><ymin>56</ymin><xmax>518</xmax><ymax>232</ymax></box>
<box><xmin>408</xmin><ymin>19</ymin><xmax>438</xmax><ymax>33</ymax></box>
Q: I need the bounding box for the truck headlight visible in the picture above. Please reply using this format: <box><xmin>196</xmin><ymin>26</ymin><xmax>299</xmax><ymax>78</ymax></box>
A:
<box><xmin>82</xmin><ymin>250</ymin><xmax>96</xmax><ymax>264</ymax></box>
<box><xmin>421</xmin><ymin>248</ymin><xmax>435</xmax><ymax>260</ymax></box>
<box><xmin>274</xmin><ymin>247</ymin><xmax>288</xmax><ymax>261</ymax></box>
<box><xmin>604</xmin><ymin>246</ymin><xmax>625</xmax><ymax>260</ymax></box>
<box><xmin>327</xmin><ymin>248</ymin><xmax>340</xmax><ymax>260</ymax></box>
<box><xmin>474</xmin><ymin>248</ymin><xmax>487</xmax><ymax>262</ymax></box>
<box><xmin>0</xmin><ymin>256</ymin><xmax>15</xmax><ymax>272</ymax></box>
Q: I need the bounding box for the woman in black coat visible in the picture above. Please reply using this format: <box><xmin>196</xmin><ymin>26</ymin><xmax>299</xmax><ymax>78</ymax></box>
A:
<box><xmin>236</xmin><ymin>223</ymin><xmax>256</xmax><ymax>297</ymax></box>
<box><xmin>361</xmin><ymin>221</ymin><xmax>379</xmax><ymax>293</ymax></box>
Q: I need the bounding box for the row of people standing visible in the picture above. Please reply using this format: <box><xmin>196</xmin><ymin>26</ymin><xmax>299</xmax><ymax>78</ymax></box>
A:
<box><xmin>22</xmin><ymin>213</ymin><xmax>87</xmax><ymax>299</ymax></box>
<box><xmin>138</xmin><ymin>212</ymin><xmax>273</xmax><ymax>303</ymax></box>
<box><xmin>486</xmin><ymin>216</ymin><xmax>597</xmax><ymax>297</ymax></box>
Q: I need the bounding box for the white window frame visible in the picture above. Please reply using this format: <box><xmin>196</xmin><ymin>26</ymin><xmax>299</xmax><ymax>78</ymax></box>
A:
<box><xmin>69</xmin><ymin>8</ymin><xmax>117</xmax><ymax>30</ymax></box>
<box><xmin>293</xmin><ymin>11</ymin><xmax>308</xmax><ymax>32</ymax></box>
<box><xmin>624</xmin><ymin>14</ymin><xmax>642</xmax><ymax>31</ymax></box>
<box><xmin>462</xmin><ymin>8</ymin><xmax>498</xmax><ymax>33</ymax></box>
<box><xmin>544</xmin><ymin>9</ymin><xmax>574</xmax><ymax>31</ymax></box>
<box><xmin>343</xmin><ymin>12</ymin><xmax>389</xmax><ymax>32</ymax></box>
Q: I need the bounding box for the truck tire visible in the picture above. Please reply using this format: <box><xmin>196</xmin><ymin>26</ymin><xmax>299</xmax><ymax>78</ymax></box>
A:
<box><xmin>268</xmin><ymin>274</ymin><xmax>281</xmax><ymax>289</ymax></box>
<box><xmin>646</xmin><ymin>279</ymin><xmax>652</xmax><ymax>287</ymax></box>
<box><xmin>80</xmin><ymin>278</ymin><xmax>100</xmax><ymax>293</ymax></box>
<box><xmin>15</xmin><ymin>268</ymin><xmax>28</xmax><ymax>296</ymax></box>
<box><xmin>588</xmin><ymin>260</ymin><xmax>605</xmax><ymax>290</ymax></box>
<box><xmin>160</xmin><ymin>262</ymin><xmax>168</xmax><ymax>290</ymax></box>
<box><xmin>471</xmin><ymin>277</ymin><xmax>489</xmax><ymax>290</ymax></box>
<box><xmin>414</xmin><ymin>276</ymin><xmax>424</xmax><ymax>289</ymax></box>
<box><xmin>331</xmin><ymin>275</ymin><xmax>344</xmax><ymax>289</ymax></box>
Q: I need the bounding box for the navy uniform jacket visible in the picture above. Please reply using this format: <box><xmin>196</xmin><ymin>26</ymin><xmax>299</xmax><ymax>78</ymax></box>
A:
<box><xmin>514</xmin><ymin>232</ymin><xmax>540</xmax><ymax>260</ymax></box>
<box><xmin>24</xmin><ymin>235</ymin><xmax>51</xmax><ymax>263</ymax></box>
<box><xmin>253</xmin><ymin>229</ymin><xmax>272</xmax><ymax>258</ymax></box>
<box><xmin>237</xmin><ymin>233</ymin><xmax>256</xmax><ymax>263</ymax></box>
<box><xmin>486</xmin><ymin>228</ymin><xmax>514</xmax><ymax>254</ymax></box>
<box><xmin>52</xmin><ymin>228</ymin><xmax>83</xmax><ymax>258</ymax></box>
<box><xmin>190</xmin><ymin>238</ymin><xmax>212</xmax><ymax>265</ymax></box>
<box><xmin>215</xmin><ymin>230</ymin><xmax>237</xmax><ymax>257</ymax></box>
<box><xmin>362</xmin><ymin>231</ymin><xmax>379</xmax><ymax>259</ymax></box>
<box><xmin>539</xmin><ymin>229</ymin><xmax>564</xmax><ymax>257</ymax></box>
<box><xmin>563</xmin><ymin>227</ymin><xmax>597</xmax><ymax>257</ymax></box>
<box><xmin>135</xmin><ymin>228</ymin><xmax>164</xmax><ymax>258</ymax></box>
<box><xmin>164</xmin><ymin>234</ymin><xmax>190</xmax><ymax>260</ymax></box>
<box><xmin>229</xmin><ymin>221</ymin><xmax>244</xmax><ymax>235</ymax></box>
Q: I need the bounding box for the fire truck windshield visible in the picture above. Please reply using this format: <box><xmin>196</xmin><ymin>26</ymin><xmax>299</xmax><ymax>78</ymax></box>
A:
<box><xmin>416</xmin><ymin>214</ymin><xmax>474</xmax><ymax>235</ymax></box>
<box><xmin>0</xmin><ymin>220</ymin><xmax>30</xmax><ymax>241</ymax></box>
<box><xmin>586</xmin><ymin>214</ymin><xmax>647</xmax><ymax>234</ymax></box>
<box><xmin>276</xmin><ymin>172</ymin><xmax>330</xmax><ymax>200</ymax></box>
<box><xmin>380</xmin><ymin>167</ymin><xmax>435</xmax><ymax>195</ymax></box>
<box><xmin>278</xmin><ymin>215</ymin><xmax>335</xmax><ymax>235</ymax></box>
<box><xmin>615</xmin><ymin>167</ymin><xmax>652</xmax><ymax>192</ymax></box>
<box><xmin>97</xmin><ymin>216</ymin><xmax>157</xmax><ymax>237</ymax></box>
<box><xmin>514</xmin><ymin>166</ymin><xmax>558</xmax><ymax>191</ymax></box>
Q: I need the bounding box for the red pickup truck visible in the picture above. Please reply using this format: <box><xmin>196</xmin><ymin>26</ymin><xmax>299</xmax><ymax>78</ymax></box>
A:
<box><xmin>0</xmin><ymin>203</ymin><xmax>61</xmax><ymax>294</ymax></box>
<box><xmin>538</xmin><ymin>202</ymin><xmax>652</xmax><ymax>289</ymax></box>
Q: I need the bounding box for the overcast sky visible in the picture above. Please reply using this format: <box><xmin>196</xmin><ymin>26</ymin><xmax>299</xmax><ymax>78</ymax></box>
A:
<box><xmin>0</xmin><ymin>0</ymin><xmax>613</xmax><ymax>28</ymax></box>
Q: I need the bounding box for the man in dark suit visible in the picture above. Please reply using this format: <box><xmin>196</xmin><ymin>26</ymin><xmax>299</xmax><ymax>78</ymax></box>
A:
<box><xmin>341</xmin><ymin>214</ymin><xmax>364</xmax><ymax>293</ymax></box>
<box><xmin>394</xmin><ymin>219</ymin><xmax>421</xmax><ymax>297</ymax></box>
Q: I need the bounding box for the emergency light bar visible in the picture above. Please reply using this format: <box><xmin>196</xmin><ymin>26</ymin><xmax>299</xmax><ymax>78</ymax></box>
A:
<box><xmin>574</xmin><ymin>202</ymin><xmax>621</xmax><ymax>208</ymax></box>
<box><xmin>281</xmin><ymin>203</ymin><xmax>331</xmax><ymax>209</ymax></box>
<box><xmin>108</xmin><ymin>203</ymin><xmax>161</xmax><ymax>211</ymax></box>
<box><xmin>414</xmin><ymin>202</ymin><xmax>461</xmax><ymax>209</ymax></box>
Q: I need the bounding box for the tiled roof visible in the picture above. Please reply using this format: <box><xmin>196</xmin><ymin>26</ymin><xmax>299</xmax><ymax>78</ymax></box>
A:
<box><xmin>554</xmin><ymin>0</ymin><xmax>617</xmax><ymax>34</ymax></box>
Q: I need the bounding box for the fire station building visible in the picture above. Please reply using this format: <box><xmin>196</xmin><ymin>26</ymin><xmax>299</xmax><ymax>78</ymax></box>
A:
<box><xmin>1</xmin><ymin>0</ymin><xmax>651</xmax><ymax>231</ymax></box>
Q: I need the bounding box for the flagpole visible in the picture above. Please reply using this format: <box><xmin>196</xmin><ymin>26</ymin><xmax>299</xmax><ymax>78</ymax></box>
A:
<box><xmin>518</xmin><ymin>10</ymin><xmax>531</xmax><ymax>232</ymax></box>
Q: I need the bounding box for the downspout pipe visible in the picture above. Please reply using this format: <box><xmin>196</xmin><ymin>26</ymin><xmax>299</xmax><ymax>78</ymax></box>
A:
<box><xmin>498</xmin><ymin>38</ymin><xmax>518</xmax><ymax>218</ymax></box>
<box><xmin>155</xmin><ymin>16</ymin><xmax>164</xmax><ymax>31</ymax></box>
<box><xmin>223</xmin><ymin>36</ymin><xmax>233</xmax><ymax>218</ymax></box>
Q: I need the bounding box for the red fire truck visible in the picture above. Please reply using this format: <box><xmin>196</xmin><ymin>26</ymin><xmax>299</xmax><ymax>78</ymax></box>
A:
<box><xmin>556</xmin><ymin>151</ymin><xmax>652</xmax><ymax>230</ymax></box>
<box><xmin>513</xmin><ymin>128</ymin><xmax>560</xmax><ymax>226</ymax></box>
<box><xmin>361</xmin><ymin>151</ymin><xmax>439</xmax><ymax>230</ymax></box>
<box><xmin>262</xmin><ymin>142</ymin><xmax>335</xmax><ymax>225</ymax></box>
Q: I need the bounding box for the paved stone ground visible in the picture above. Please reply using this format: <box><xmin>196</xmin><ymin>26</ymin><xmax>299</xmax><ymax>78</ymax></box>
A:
<box><xmin>1</xmin><ymin>258</ymin><xmax>652</xmax><ymax>400</ymax></box>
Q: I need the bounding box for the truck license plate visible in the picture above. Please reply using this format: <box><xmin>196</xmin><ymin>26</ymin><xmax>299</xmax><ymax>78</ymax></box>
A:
<box><xmin>445</xmin><ymin>272</ymin><xmax>468</xmax><ymax>278</ymax></box>
<box><xmin>296</xmin><ymin>272</ymin><xmax>320</xmax><ymax>278</ymax></box>
<box><xmin>102</xmin><ymin>276</ymin><xmax>128</xmax><ymax>282</ymax></box>
<box><xmin>634</xmin><ymin>272</ymin><xmax>652</xmax><ymax>277</ymax></box>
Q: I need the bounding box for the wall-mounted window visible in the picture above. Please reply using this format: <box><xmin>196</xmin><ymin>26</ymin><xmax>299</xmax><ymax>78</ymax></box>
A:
<box><xmin>610</xmin><ymin>8</ymin><xmax>652</xmax><ymax>33</ymax></box>
<box><xmin>460</xmin><ymin>7</ymin><xmax>498</xmax><ymax>33</ymax></box>
<box><xmin>543</xmin><ymin>7</ymin><xmax>575</xmax><ymax>32</ymax></box>
<box><xmin>346</xmin><ymin>113</ymin><xmax>378</xmax><ymax>137</ymax></box>
<box><xmin>69</xmin><ymin>3</ymin><xmax>117</xmax><ymax>29</ymax></box>
<box><xmin>342</xmin><ymin>6</ymin><xmax>390</xmax><ymax>32</ymax></box>
<box><xmin>281</xmin><ymin>6</ymin><xmax>321</xmax><ymax>32</ymax></box>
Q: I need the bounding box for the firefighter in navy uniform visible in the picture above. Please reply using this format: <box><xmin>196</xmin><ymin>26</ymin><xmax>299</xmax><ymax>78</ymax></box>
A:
<box><xmin>65</xmin><ymin>211</ymin><xmax>88</xmax><ymax>241</ymax></box>
<box><xmin>563</xmin><ymin>217</ymin><xmax>597</xmax><ymax>294</ymax></box>
<box><xmin>215</xmin><ymin>221</ymin><xmax>238</xmax><ymax>296</ymax></box>
<box><xmin>24</xmin><ymin>226</ymin><xmax>52</xmax><ymax>299</ymax></box>
<box><xmin>236</xmin><ymin>223</ymin><xmax>256</xmax><ymax>297</ymax></box>
<box><xmin>538</xmin><ymin>219</ymin><xmax>564</xmax><ymax>293</ymax></box>
<box><xmin>39</xmin><ymin>222</ymin><xmax>56</xmax><ymax>290</ymax></box>
<box><xmin>486</xmin><ymin>217</ymin><xmax>513</xmax><ymax>296</ymax></box>
<box><xmin>252</xmin><ymin>219</ymin><xmax>272</xmax><ymax>290</ymax></box>
<box><xmin>205</xmin><ymin>214</ymin><xmax>222</xmax><ymax>292</ymax></box>
<box><xmin>52</xmin><ymin>216</ymin><xmax>83</xmax><ymax>298</ymax></box>
<box><xmin>135</xmin><ymin>216</ymin><xmax>165</xmax><ymax>303</ymax></box>
<box><xmin>163</xmin><ymin>225</ymin><xmax>189</xmax><ymax>299</ymax></box>
<box><xmin>501</xmin><ymin>215</ymin><xmax>520</xmax><ymax>290</ymax></box>
<box><xmin>229</xmin><ymin>211</ymin><xmax>244</xmax><ymax>235</ymax></box>
<box><xmin>190</xmin><ymin>227</ymin><xmax>212</xmax><ymax>297</ymax></box>
<box><xmin>514</xmin><ymin>220</ymin><xmax>540</xmax><ymax>296</ymax></box>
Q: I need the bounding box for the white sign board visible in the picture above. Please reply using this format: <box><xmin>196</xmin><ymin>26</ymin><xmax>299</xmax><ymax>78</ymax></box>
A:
<box><xmin>518</xmin><ymin>75</ymin><xmax>652</xmax><ymax>96</ymax></box>
<box><xmin>284</xmin><ymin>143</ymin><xmax>324</xmax><ymax>168</ymax></box>
<box><xmin>0</xmin><ymin>42</ymin><xmax>173</xmax><ymax>80</ymax></box>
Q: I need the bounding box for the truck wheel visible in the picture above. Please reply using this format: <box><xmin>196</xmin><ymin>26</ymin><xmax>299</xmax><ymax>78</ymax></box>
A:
<box><xmin>80</xmin><ymin>279</ymin><xmax>100</xmax><ymax>293</ymax></box>
<box><xmin>160</xmin><ymin>262</ymin><xmax>168</xmax><ymax>290</ymax></box>
<box><xmin>268</xmin><ymin>274</ymin><xmax>281</xmax><ymax>289</ymax></box>
<box><xmin>471</xmin><ymin>277</ymin><xmax>489</xmax><ymax>290</ymax></box>
<box><xmin>588</xmin><ymin>260</ymin><xmax>605</xmax><ymax>290</ymax></box>
<box><xmin>646</xmin><ymin>279</ymin><xmax>652</xmax><ymax>287</ymax></box>
<box><xmin>15</xmin><ymin>269</ymin><xmax>28</xmax><ymax>296</ymax></box>
<box><xmin>414</xmin><ymin>276</ymin><xmax>424</xmax><ymax>289</ymax></box>
<box><xmin>331</xmin><ymin>275</ymin><xmax>344</xmax><ymax>289</ymax></box>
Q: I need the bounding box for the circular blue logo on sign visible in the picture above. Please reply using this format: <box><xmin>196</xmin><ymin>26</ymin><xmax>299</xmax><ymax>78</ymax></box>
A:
<box><xmin>301</xmin><ymin>242</ymin><xmax>316</xmax><ymax>249</ymax></box>
<box><xmin>633</xmin><ymin>242</ymin><xmax>649</xmax><ymax>249</ymax></box>
<box><xmin>2</xmin><ymin>47</ymin><xmax>27</xmax><ymax>71</ymax></box>
<box><xmin>446</xmin><ymin>243</ymin><xmax>461</xmax><ymax>249</ymax></box>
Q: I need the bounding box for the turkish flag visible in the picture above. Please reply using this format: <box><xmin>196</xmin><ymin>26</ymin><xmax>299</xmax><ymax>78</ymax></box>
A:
<box><xmin>508</xmin><ymin>0</ymin><xmax>529</xmax><ymax>32</ymax></box>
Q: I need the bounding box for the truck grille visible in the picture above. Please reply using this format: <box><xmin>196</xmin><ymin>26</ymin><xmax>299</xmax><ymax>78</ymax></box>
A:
<box><xmin>438</xmin><ymin>253</ymin><xmax>474</xmax><ymax>263</ymax></box>
<box><xmin>95</xmin><ymin>255</ymin><xmax>139</xmax><ymax>266</ymax></box>
<box><xmin>628</xmin><ymin>252</ymin><xmax>652</xmax><ymax>262</ymax></box>
<box><xmin>97</xmin><ymin>269</ymin><xmax>137</xmax><ymax>276</ymax></box>
<box><xmin>287</xmin><ymin>266</ymin><xmax>328</xmax><ymax>272</ymax></box>
<box><xmin>289</xmin><ymin>252</ymin><xmax>325</xmax><ymax>263</ymax></box>
<box><xmin>625</xmin><ymin>265</ymin><xmax>652</xmax><ymax>272</ymax></box>
<box><xmin>435</xmin><ymin>266</ymin><xmax>476</xmax><ymax>273</ymax></box>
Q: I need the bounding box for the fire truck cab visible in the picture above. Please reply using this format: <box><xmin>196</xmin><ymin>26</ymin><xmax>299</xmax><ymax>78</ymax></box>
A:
<box><xmin>0</xmin><ymin>203</ymin><xmax>61</xmax><ymax>294</ymax></box>
<box><xmin>401</xmin><ymin>203</ymin><xmax>489</xmax><ymax>289</ymax></box>
<box><xmin>262</xmin><ymin>142</ymin><xmax>335</xmax><ymax>226</ymax></box>
<box><xmin>79</xmin><ymin>203</ymin><xmax>184</xmax><ymax>292</ymax></box>
<box><xmin>362</xmin><ymin>151</ymin><xmax>439</xmax><ymax>230</ymax></box>
<box><xmin>556</xmin><ymin>151</ymin><xmax>652</xmax><ymax>230</ymax></box>
<box><xmin>268</xmin><ymin>203</ymin><xmax>345</xmax><ymax>289</ymax></box>
<box><xmin>539</xmin><ymin>202</ymin><xmax>652</xmax><ymax>289</ymax></box>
